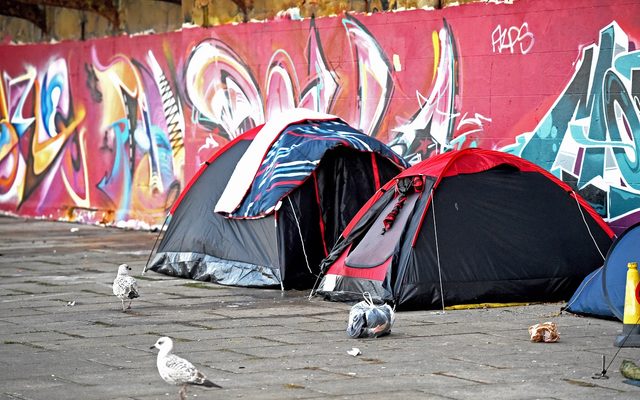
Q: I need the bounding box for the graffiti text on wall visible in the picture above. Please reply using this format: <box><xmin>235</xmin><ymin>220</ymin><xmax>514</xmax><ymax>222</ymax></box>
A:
<box><xmin>89</xmin><ymin>47</ymin><xmax>184</xmax><ymax>223</ymax></box>
<box><xmin>2</xmin><ymin>4</ymin><xmax>637</xmax><ymax>232</ymax></box>
<box><xmin>504</xmin><ymin>22</ymin><xmax>640</xmax><ymax>230</ymax></box>
<box><xmin>0</xmin><ymin>61</ymin><xmax>88</xmax><ymax>213</ymax></box>
<box><xmin>491</xmin><ymin>23</ymin><xmax>535</xmax><ymax>55</ymax></box>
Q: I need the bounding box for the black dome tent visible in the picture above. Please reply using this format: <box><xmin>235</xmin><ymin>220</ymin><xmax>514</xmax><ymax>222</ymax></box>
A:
<box><xmin>145</xmin><ymin>109</ymin><xmax>408</xmax><ymax>289</ymax></box>
<box><xmin>313</xmin><ymin>148</ymin><xmax>615</xmax><ymax>310</ymax></box>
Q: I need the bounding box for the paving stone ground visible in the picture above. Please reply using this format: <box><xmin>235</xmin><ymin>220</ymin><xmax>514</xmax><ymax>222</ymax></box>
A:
<box><xmin>0</xmin><ymin>215</ymin><xmax>639</xmax><ymax>400</ymax></box>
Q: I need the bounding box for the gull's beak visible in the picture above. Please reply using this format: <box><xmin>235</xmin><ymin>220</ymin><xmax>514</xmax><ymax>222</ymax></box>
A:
<box><xmin>150</xmin><ymin>345</ymin><xmax>155</xmax><ymax>349</ymax></box>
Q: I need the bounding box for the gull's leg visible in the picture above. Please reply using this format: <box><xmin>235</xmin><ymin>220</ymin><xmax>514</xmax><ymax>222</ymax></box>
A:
<box><xmin>178</xmin><ymin>384</ymin><xmax>187</xmax><ymax>400</ymax></box>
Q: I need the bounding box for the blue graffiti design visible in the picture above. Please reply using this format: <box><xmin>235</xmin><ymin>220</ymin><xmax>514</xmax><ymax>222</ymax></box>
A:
<box><xmin>603</xmin><ymin>70</ymin><xmax>640</xmax><ymax>185</ymax></box>
<box><xmin>40</xmin><ymin>72</ymin><xmax>64</xmax><ymax>138</ymax></box>
<box><xmin>97</xmin><ymin>118</ymin><xmax>132</xmax><ymax>221</ymax></box>
<box><xmin>504</xmin><ymin>22</ymin><xmax>640</xmax><ymax>229</ymax></box>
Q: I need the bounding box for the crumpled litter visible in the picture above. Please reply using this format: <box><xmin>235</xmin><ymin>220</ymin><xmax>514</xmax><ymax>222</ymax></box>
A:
<box><xmin>347</xmin><ymin>292</ymin><xmax>395</xmax><ymax>338</ymax></box>
<box><xmin>347</xmin><ymin>347</ymin><xmax>361</xmax><ymax>356</ymax></box>
<box><xmin>528</xmin><ymin>321</ymin><xmax>559</xmax><ymax>343</ymax></box>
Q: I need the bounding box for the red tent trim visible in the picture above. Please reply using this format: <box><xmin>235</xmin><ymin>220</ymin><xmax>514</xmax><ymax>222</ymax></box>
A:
<box><xmin>394</xmin><ymin>148</ymin><xmax>615</xmax><ymax>244</ymax></box>
<box><xmin>170</xmin><ymin>125</ymin><xmax>263</xmax><ymax>214</ymax></box>
<box><xmin>326</xmin><ymin>244</ymin><xmax>390</xmax><ymax>281</ymax></box>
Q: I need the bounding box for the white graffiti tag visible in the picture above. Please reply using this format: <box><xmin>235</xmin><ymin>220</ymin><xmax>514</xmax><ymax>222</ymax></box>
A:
<box><xmin>491</xmin><ymin>23</ymin><xmax>535</xmax><ymax>55</ymax></box>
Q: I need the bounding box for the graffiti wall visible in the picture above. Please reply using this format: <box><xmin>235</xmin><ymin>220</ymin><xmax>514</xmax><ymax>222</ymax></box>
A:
<box><xmin>0</xmin><ymin>0</ymin><xmax>639</xmax><ymax>233</ymax></box>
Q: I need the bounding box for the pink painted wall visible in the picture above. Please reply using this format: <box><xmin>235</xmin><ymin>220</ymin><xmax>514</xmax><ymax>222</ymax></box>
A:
<box><xmin>1</xmin><ymin>0</ymin><xmax>639</xmax><ymax>233</ymax></box>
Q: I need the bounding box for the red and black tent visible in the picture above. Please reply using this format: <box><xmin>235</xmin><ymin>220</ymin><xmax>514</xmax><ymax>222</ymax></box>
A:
<box><xmin>145</xmin><ymin>110</ymin><xmax>407</xmax><ymax>289</ymax></box>
<box><xmin>314</xmin><ymin>148</ymin><xmax>615</xmax><ymax>310</ymax></box>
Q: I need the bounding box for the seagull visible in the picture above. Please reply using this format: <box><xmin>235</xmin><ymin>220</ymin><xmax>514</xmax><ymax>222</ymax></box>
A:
<box><xmin>151</xmin><ymin>337</ymin><xmax>221</xmax><ymax>400</ymax></box>
<box><xmin>112</xmin><ymin>263</ymin><xmax>139</xmax><ymax>311</ymax></box>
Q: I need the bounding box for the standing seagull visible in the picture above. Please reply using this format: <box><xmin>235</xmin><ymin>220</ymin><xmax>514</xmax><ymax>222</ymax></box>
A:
<box><xmin>112</xmin><ymin>263</ymin><xmax>139</xmax><ymax>311</ymax></box>
<box><xmin>151</xmin><ymin>337</ymin><xmax>221</xmax><ymax>400</ymax></box>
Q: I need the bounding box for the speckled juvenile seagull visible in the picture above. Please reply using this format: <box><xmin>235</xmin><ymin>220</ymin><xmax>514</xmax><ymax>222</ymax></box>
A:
<box><xmin>112</xmin><ymin>263</ymin><xmax>139</xmax><ymax>311</ymax></box>
<box><xmin>151</xmin><ymin>337</ymin><xmax>221</xmax><ymax>400</ymax></box>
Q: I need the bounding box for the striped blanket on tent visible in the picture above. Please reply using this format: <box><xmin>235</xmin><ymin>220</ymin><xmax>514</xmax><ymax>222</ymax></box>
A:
<box><xmin>227</xmin><ymin>119</ymin><xmax>406</xmax><ymax>218</ymax></box>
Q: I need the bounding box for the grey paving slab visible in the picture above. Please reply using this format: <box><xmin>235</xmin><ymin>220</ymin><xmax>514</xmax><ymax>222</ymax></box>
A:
<box><xmin>1</xmin><ymin>215</ymin><xmax>640</xmax><ymax>400</ymax></box>
<box><xmin>192</xmin><ymin>316</ymin><xmax>328</xmax><ymax>330</ymax></box>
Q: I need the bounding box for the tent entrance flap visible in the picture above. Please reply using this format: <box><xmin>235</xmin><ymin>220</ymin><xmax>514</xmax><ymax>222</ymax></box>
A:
<box><xmin>346</xmin><ymin>192</ymin><xmax>420</xmax><ymax>268</ymax></box>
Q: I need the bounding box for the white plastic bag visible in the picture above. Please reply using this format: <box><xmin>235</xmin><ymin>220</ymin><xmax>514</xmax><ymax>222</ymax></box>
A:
<box><xmin>346</xmin><ymin>293</ymin><xmax>395</xmax><ymax>338</ymax></box>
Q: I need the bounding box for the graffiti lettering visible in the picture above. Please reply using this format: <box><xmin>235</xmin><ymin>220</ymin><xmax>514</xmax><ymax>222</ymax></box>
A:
<box><xmin>0</xmin><ymin>61</ymin><xmax>88</xmax><ymax>212</ymax></box>
<box><xmin>504</xmin><ymin>22</ymin><xmax>640</xmax><ymax>232</ymax></box>
<box><xmin>263</xmin><ymin>18</ymin><xmax>340</xmax><ymax>119</ymax></box>
<box><xmin>91</xmin><ymin>48</ymin><xmax>180</xmax><ymax>222</ymax></box>
<box><xmin>184</xmin><ymin>39</ymin><xmax>264</xmax><ymax>140</ymax></box>
<box><xmin>389</xmin><ymin>21</ymin><xmax>470</xmax><ymax>164</ymax></box>
<box><xmin>2</xmin><ymin>6</ymin><xmax>637</xmax><ymax>234</ymax></box>
<box><xmin>491</xmin><ymin>23</ymin><xmax>535</xmax><ymax>55</ymax></box>
<box><xmin>343</xmin><ymin>15</ymin><xmax>393</xmax><ymax>137</ymax></box>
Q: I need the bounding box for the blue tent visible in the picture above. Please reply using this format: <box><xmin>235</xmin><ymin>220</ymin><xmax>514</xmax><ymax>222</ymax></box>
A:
<box><xmin>565</xmin><ymin>223</ymin><xmax>640</xmax><ymax>320</ymax></box>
